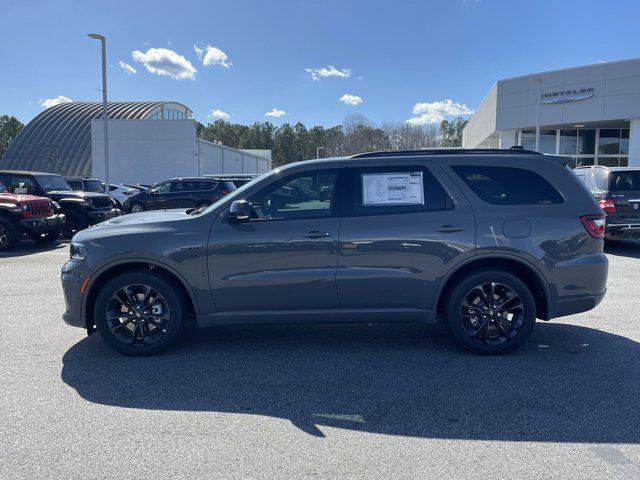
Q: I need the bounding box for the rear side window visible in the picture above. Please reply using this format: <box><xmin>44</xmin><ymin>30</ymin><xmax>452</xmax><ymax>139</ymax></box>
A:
<box><xmin>452</xmin><ymin>166</ymin><xmax>563</xmax><ymax>205</ymax></box>
<box><xmin>348</xmin><ymin>166</ymin><xmax>453</xmax><ymax>216</ymax></box>
<box><xmin>609</xmin><ymin>171</ymin><xmax>640</xmax><ymax>192</ymax></box>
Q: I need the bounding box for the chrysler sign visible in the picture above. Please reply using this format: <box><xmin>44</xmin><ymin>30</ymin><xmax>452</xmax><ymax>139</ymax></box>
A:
<box><xmin>541</xmin><ymin>87</ymin><xmax>595</xmax><ymax>104</ymax></box>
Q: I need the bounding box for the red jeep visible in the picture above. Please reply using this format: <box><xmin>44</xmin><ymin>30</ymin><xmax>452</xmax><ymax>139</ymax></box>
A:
<box><xmin>0</xmin><ymin>181</ymin><xmax>66</xmax><ymax>250</ymax></box>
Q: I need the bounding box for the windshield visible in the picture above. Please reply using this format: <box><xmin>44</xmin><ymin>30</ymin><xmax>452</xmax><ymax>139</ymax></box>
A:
<box><xmin>35</xmin><ymin>175</ymin><xmax>72</xmax><ymax>192</ymax></box>
<box><xmin>84</xmin><ymin>179</ymin><xmax>103</xmax><ymax>192</ymax></box>
<box><xmin>197</xmin><ymin>169</ymin><xmax>281</xmax><ymax>215</ymax></box>
<box><xmin>0</xmin><ymin>182</ymin><xmax>6</xmax><ymax>194</ymax></box>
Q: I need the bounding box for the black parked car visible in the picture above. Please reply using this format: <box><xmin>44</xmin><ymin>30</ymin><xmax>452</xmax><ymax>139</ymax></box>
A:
<box><xmin>0</xmin><ymin>170</ymin><xmax>121</xmax><ymax>237</ymax></box>
<box><xmin>62</xmin><ymin>149</ymin><xmax>607</xmax><ymax>356</ymax></box>
<box><xmin>574</xmin><ymin>165</ymin><xmax>640</xmax><ymax>240</ymax></box>
<box><xmin>122</xmin><ymin>177</ymin><xmax>236</xmax><ymax>213</ymax></box>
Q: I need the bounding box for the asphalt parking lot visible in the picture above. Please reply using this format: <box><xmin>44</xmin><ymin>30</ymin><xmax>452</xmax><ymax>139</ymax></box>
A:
<box><xmin>2</xmin><ymin>240</ymin><xmax>640</xmax><ymax>479</ymax></box>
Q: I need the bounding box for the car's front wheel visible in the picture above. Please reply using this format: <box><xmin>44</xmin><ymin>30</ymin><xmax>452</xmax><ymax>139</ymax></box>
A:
<box><xmin>0</xmin><ymin>216</ymin><xmax>21</xmax><ymax>251</ymax></box>
<box><xmin>62</xmin><ymin>210</ymin><xmax>89</xmax><ymax>238</ymax></box>
<box><xmin>445</xmin><ymin>270</ymin><xmax>536</xmax><ymax>355</ymax></box>
<box><xmin>94</xmin><ymin>271</ymin><xmax>187</xmax><ymax>356</ymax></box>
<box><xmin>29</xmin><ymin>227</ymin><xmax>61</xmax><ymax>244</ymax></box>
<box><xmin>128</xmin><ymin>202</ymin><xmax>145</xmax><ymax>214</ymax></box>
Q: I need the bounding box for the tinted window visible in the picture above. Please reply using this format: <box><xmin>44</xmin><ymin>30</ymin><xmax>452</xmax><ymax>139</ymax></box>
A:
<box><xmin>35</xmin><ymin>175</ymin><xmax>71</xmax><ymax>192</ymax></box>
<box><xmin>171</xmin><ymin>180</ymin><xmax>214</xmax><ymax>192</ymax></box>
<box><xmin>609</xmin><ymin>171</ymin><xmax>640</xmax><ymax>192</ymax></box>
<box><xmin>0</xmin><ymin>181</ymin><xmax>6</xmax><ymax>193</ymax></box>
<box><xmin>149</xmin><ymin>182</ymin><xmax>171</xmax><ymax>194</ymax></box>
<box><xmin>452</xmin><ymin>166</ymin><xmax>563</xmax><ymax>205</ymax></box>
<box><xmin>67</xmin><ymin>180</ymin><xmax>83</xmax><ymax>190</ymax></box>
<box><xmin>247</xmin><ymin>170</ymin><xmax>337</xmax><ymax>220</ymax></box>
<box><xmin>84</xmin><ymin>179</ymin><xmax>103</xmax><ymax>192</ymax></box>
<box><xmin>348</xmin><ymin>166</ymin><xmax>452</xmax><ymax>216</ymax></box>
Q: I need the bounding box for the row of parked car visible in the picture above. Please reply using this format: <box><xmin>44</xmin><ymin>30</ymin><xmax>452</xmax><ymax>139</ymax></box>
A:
<box><xmin>0</xmin><ymin>169</ymin><xmax>260</xmax><ymax>251</ymax></box>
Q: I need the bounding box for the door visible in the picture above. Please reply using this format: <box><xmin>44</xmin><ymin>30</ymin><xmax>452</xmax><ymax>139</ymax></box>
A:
<box><xmin>146</xmin><ymin>181</ymin><xmax>172</xmax><ymax>210</ymax></box>
<box><xmin>337</xmin><ymin>163</ymin><xmax>475</xmax><ymax>312</ymax></box>
<box><xmin>207</xmin><ymin>167</ymin><xmax>343</xmax><ymax>312</ymax></box>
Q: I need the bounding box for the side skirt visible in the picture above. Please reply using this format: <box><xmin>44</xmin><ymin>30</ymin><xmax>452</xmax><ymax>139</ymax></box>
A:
<box><xmin>196</xmin><ymin>307</ymin><xmax>435</xmax><ymax>328</ymax></box>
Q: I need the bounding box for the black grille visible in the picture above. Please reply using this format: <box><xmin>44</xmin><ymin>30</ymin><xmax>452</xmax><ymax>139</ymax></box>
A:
<box><xmin>90</xmin><ymin>197</ymin><xmax>111</xmax><ymax>209</ymax></box>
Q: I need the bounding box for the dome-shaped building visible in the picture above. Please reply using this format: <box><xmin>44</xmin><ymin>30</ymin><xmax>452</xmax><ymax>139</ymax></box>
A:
<box><xmin>1</xmin><ymin>101</ymin><xmax>192</xmax><ymax>177</ymax></box>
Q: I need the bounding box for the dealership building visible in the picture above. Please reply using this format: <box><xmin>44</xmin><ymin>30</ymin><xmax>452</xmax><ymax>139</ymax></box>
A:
<box><xmin>1</xmin><ymin>101</ymin><xmax>271</xmax><ymax>185</ymax></box>
<box><xmin>462</xmin><ymin>58</ymin><xmax>640</xmax><ymax>167</ymax></box>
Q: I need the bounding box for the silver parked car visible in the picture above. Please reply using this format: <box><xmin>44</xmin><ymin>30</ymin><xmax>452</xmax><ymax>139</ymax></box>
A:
<box><xmin>61</xmin><ymin>148</ymin><xmax>608</xmax><ymax>356</ymax></box>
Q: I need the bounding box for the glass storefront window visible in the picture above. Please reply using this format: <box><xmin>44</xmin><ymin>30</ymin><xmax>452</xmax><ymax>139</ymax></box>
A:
<box><xmin>520</xmin><ymin>129</ymin><xmax>555</xmax><ymax>153</ymax></box>
<box><xmin>621</xmin><ymin>129</ymin><xmax>630</xmax><ymax>155</ymax></box>
<box><xmin>559</xmin><ymin>130</ymin><xmax>577</xmax><ymax>155</ymax></box>
<box><xmin>599</xmin><ymin>129</ymin><xmax>621</xmax><ymax>155</ymax></box>
<box><xmin>577</xmin><ymin>129</ymin><xmax>595</xmax><ymax>155</ymax></box>
<box><xmin>620</xmin><ymin>156</ymin><xmax>629</xmax><ymax>166</ymax></box>
<box><xmin>597</xmin><ymin>157</ymin><xmax>619</xmax><ymax>167</ymax></box>
<box><xmin>576</xmin><ymin>157</ymin><xmax>595</xmax><ymax>167</ymax></box>
<box><xmin>520</xmin><ymin>130</ymin><xmax>535</xmax><ymax>150</ymax></box>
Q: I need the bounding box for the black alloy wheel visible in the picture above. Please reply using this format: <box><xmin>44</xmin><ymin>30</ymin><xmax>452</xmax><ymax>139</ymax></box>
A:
<box><xmin>445</xmin><ymin>270</ymin><xmax>536</xmax><ymax>355</ymax></box>
<box><xmin>95</xmin><ymin>271</ymin><xmax>186</xmax><ymax>355</ymax></box>
<box><xmin>0</xmin><ymin>217</ymin><xmax>20</xmax><ymax>251</ymax></box>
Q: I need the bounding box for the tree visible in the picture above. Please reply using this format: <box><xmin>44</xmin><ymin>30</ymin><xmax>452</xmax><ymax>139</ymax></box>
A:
<box><xmin>382</xmin><ymin>122</ymin><xmax>438</xmax><ymax>150</ymax></box>
<box><xmin>0</xmin><ymin>115</ymin><xmax>24</xmax><ymax>159</ymax></box>
<box><xmin>439</xmin><ymin>117</ymin><xmax>468</xmax><ymax>147</ymax></box>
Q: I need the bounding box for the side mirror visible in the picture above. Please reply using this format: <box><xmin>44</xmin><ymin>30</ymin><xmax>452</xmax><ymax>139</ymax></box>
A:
<box><xmin>227</xmin><ymin>200</ymin><xmax>252</xmax><ymax>223</ymax></box>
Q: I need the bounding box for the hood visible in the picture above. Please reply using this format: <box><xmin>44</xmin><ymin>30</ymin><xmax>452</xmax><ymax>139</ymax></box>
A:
<box><xmin>0</xmin><ymin>192</ymin><xmax>50</xmax><ymax>203</ymax></box>
<box><xmin>73</xmin><ymin>209</ymin><xmax>193</xmax><ymax>242</ymax></box>
<box><xmin>47</xmin><ymin>190</ymin><xmax>110</xmax><ymax>200</ymax></box>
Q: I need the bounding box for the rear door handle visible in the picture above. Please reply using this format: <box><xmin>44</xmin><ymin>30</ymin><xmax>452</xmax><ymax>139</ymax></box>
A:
<box><xmin>436</xmin><ymin>225</ymin><xmax>466</xmax><ymax>233</ymax></box>
<box><xmin>303</xmin><ymin>231</ymin><xmax>332</xmax><ymax>239</ymax></box>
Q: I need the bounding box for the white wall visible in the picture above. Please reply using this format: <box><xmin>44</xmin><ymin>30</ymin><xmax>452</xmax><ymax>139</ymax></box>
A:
<box><xmin>91</xmin><ymin>119</ymin><xmax>271</xmax><ymax>185</ymax></box>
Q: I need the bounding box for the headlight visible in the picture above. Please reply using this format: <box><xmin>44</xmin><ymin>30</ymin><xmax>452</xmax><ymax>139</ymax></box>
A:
<box><xmin>51</xmin><ymin>201</ymin><xmax>61</xmax><ymax>210</ymax></box>
<box><xmin>70</xmin><ymin>242</ymin><xmax>88</xmax><ymax>260</ymax></box>
<box><xmin>20</xmin><ymin>203</ymin><xmax>30</xmax><ymax>212</ymax></box>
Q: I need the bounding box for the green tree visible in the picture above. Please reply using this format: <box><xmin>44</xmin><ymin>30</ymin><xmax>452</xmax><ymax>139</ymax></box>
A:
<box><xmin>439</xmin><ymin>117</ymin><xmax>468</xmax><ymax>147</ymax></box>
<box><xmin>0</xmin><ymin>115</ymin><xmax>24</xmax><ymax>159</ymax></box>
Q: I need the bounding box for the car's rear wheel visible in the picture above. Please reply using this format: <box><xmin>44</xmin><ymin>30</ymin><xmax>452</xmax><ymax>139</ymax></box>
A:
<box><xmin>129</xmin><ymin>202</ymin><xmax>145</xmax><ymax>214</ymax></box>
<box><xmin>29</xmin><ymin>227</ymin><xmax>61</xmax><ymax>244</ymax></box>
<box><xmin>0</xmin><ymin>216</ymin><xmax>21</xmax><ymax>251</ymax></box>
<box><xmin>445</xmin><ymin>270</ymin><xmax>536</xmax><ymax>355</ymax></box>
<box><xmin>94</xmin><ymin>271</ymin><xmax>187</xmax><ymax>356</ymax></box>
<box><xmin>62</xmin><ymin>209</ymin><xmax>89</xmax><ymax>238</ymax></box>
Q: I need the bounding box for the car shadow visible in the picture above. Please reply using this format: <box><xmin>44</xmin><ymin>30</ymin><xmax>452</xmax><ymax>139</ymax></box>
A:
<box><xmin>61</xmin><ymin>322</ymin><xmax>640</xmax><ymax>442</ymax></box>
<box><xmin>605</xmin><ymin>239</ymin><xmax>640</xmax><ymax>259</ymax></box>
<box><xmin>0</xmin><ymin>238</ymin><xmax>68</xmax><ymax>257</ymax></box>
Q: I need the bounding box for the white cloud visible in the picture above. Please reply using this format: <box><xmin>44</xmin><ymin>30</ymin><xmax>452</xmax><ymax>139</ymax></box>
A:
<box><xmin>405</xmin><ymin>99</ymin><xmax>474</xmax><ymax>125</ymax></box>
<box><xmin>305</xmin><ymin>65</ymin><xmax>351</xmax><ymax>81</ymax></box>
<box><xmin>39</xmin><ymin>95</ymin><xmax>73</xmax><ymax>109</ymax></box>
<box><xmin>131</xmin><ymin>48</ymin><xmax>197</xmax><ymax>80</ymax></box>
<box><xmin>194</xmin><ymin>44</ymin><xmax>232</xmax><ymax>68</ymax></box>
<box><xmin>339</xmin><ymin>93</ymin><xmax>363</xmax><ymax>106</ymax></box>
<box><xmin>265</xmin><ymin>108</ymin><xmax>286</xmax><ymax>118</ymax></box>
<box><xmin>210</xmin><ymin>108</ymin><xmax>230</xmax><ymax>119</ymax></box>
<box><xmin>119</xmin><ymin>61</ymin><xmax>137</xmax><ymax>75</ymax></box>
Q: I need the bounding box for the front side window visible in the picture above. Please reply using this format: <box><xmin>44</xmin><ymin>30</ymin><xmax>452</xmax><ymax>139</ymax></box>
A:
<box><xmin>246</xmin><ymin>170</ymin><xmax>337</xmax><ymax>220</ymax></box>
<box><xmin>150</xmin><ymin>182</ymin><xmax>171</xmax><ymax>194</ymax></box>
<box><xmin>452</xmin><ymin>166</ymin><xmax>563</xmax><ymax>205</ymax></box>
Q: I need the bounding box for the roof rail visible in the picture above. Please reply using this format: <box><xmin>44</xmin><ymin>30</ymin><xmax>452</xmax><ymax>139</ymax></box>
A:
<box><xmin>350</xmin><ymin>147</ymin><xmax>543</xmax><ymax>159</ymax></box>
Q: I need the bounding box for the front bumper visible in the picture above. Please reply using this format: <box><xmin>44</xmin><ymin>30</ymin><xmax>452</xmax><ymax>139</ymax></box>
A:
<box><xmin>19</xmin><ymin>213</ymin><xmax>65</xmax><ymax>233</ymax></box>
<box><xmin>61</xmin><ymin>259</ymin><xmax>92</xmax><ymax>329</ymax></box>
<box><xmin>86</xmin><ymin>208</ymin><xmax>121</xmax><ymax>224</ymax></box>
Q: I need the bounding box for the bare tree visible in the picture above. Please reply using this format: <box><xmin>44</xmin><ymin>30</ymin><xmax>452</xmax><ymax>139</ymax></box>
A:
<box><xmin>382</xmin><ymin>122</ymin><xmax>439</xmax><ymax>150</ymax></box>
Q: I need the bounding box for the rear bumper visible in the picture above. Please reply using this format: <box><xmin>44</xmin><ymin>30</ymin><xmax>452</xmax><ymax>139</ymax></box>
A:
<box><xmin>19</xmin><ymin>213</ymin><xmax>65</xmax><ymax>233</ymax></box>
<box><xmin>548</xmin><ymin>289</ymin><xmax>606</xmax><ymax>319</ymax></box>
<box><xmin>606</xmin><ymin>223</ymin><xmax>640</xmax><ymax>239</ymax></box>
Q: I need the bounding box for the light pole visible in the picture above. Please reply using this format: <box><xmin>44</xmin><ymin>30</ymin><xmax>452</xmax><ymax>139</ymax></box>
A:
<box><xmin>316</xmin><ymin>146</ymin><xmax>325</xmax><ymax>159</ymax></box>
<box><xmin>87</xmin><ymin>33</ymin><xmax>109</xmax><ymax>193</ymax></box>
<box><xmin>530</xmin><ymin>77</ymin><xmax>542</xmax><ymax>152</ymax></box>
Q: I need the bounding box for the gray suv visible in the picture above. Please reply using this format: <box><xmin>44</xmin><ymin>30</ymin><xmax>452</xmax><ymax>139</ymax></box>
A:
<box><xmin>61</xmin><ymin>149</ymin><xmax>608</xmax><ymax>356</ymax></box>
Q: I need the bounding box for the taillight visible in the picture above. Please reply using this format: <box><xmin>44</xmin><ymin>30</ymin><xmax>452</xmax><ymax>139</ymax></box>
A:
<box><xmin>598</xmin><ymin>198</ymin><xmax>616</xmax><ymax>214</ymax></box>
<box><xmin>221</xmin><ymin>189</ymin><xmax>231</xmax><ymax>195</ymax></box>
<box><xmin>580</xmin><ymin>214</ymin><xmax>606</xmax><ymax>239</ymax></box>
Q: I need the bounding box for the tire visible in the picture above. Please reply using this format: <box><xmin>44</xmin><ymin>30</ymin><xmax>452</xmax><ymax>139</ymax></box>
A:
<box><xmin>444</xmin><ymin>270</ymin><xmax>536</xmax><ymax>355</ymax></box>
<box><xmin>94</xmin><ymin>271</ymin><xmax>187</xmax><ymax>356</ymax></box>
<box><xmin>129</xmin><ymin>202</ymin><xmax>145</xmax><ymax>214</ymax></box>
<box><xmin>29</xmin><ymin>227</ymin><xmax>61</xmax><ymax>244</ymax></box>
<box><xmin>0</xmin><ymin>216</ymin><xmax>21</xmax><ymax>251</ymax></box>
<box><xmin>62</xmin><ymin>209</ymin><xmax>89</xmax><ymax>238</ymax></box>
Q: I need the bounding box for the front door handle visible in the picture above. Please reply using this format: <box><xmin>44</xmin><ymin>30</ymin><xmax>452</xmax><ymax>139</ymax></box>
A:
<box><xmin>436</xmin><ymin>225</ymin><xmax>466</xmax><ymax>233</ymax></box>
<box><xmin>303</xmin><ymin>231</ymin><xmax>332</xmax><ymax>239</ymax></box>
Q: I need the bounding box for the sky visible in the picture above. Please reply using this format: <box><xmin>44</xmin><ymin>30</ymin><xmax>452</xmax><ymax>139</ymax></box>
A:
<box><xmin>2</xmin><ymin>0</ymin><xmax>640</xmax><ymax>127</ymax></box>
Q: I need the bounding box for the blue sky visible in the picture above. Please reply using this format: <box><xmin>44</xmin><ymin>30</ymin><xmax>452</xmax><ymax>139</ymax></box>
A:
<box><xmin>2</xmin><ymin>0</ymin><xmax>640</xmax><ymax>127</ymax></box>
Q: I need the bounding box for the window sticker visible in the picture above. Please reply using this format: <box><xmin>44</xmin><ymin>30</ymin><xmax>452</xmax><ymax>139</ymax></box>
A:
<box><xmin>362</xmin><ymin>172</ymin><xmax>424</xmax><ymax>205</ymax></box>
